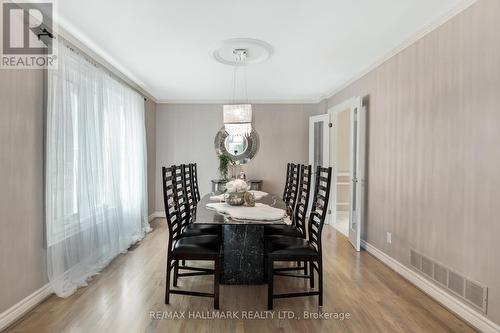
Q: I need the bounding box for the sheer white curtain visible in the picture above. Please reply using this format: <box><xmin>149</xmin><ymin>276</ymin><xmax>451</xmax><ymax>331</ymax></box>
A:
<box><xmin>46</xmin><ymin>41</ymin><xmax>150</xmax><ymax>297</ymax></box>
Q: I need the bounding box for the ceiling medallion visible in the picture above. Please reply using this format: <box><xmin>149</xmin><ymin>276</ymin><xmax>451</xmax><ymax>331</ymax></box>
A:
<box><xmin>210</xmin><ymin>38</ymin><xmax>273</xmax><ymax>66</ymax></box>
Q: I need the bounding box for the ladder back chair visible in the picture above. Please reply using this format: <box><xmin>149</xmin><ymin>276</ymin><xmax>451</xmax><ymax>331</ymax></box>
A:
<box><xmin>162</xmin><ymin>166</ymin><xmax>221</xmax><ymax>309</ymax></box>
<box><xmin>265</xmin><ymin>164</ymin><xmax>311</xmax><ymax>238</ymax></box>
<box><xmin>266</xmin><ymin>166</ymin><xmax>332</xmax><ymax>310</ymax></box>
<box><xmin>179</xmin><ymin>164</ymin><xmax>221</xmax><ymax>238</ymax></box>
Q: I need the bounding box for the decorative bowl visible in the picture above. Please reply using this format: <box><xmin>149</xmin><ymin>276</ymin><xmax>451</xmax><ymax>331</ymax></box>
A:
<box><xmin>225</xmin><ymin>192</ymin><xmax>246</xmax><ymax>206</ymax></box>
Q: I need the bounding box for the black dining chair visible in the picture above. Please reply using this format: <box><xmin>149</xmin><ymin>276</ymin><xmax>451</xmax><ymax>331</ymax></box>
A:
<box><xmin>173</xmin><ymin>164</ymin><xmax>221</xmax><ymax>270</ymax></box>
<box><xmin>178</xmin><ymin>164</ymin><xmax>221</xmax><ymax>237</ymax></box>
<box><xmin>266</xmin><ymin>166</ymin><xmax>332</xmax><ymax>310</ymax></box>
<box><xmin>265</xmin><ymin>164</ymin><xmax>311</xmax><ymax>238</ymax></box>
<box><xmin>264</xmin><ymin>164</ymin><xmax>312</xmax><ymax>276</ymax></box>
<box><xmin>162</xmin><ymin>166</ymin><xmax>221</xmax><ymax>309</ymax></box>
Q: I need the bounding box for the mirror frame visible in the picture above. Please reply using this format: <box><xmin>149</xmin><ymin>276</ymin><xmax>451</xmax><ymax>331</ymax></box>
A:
<box><xmin>214</xmin><ymin>127</ymin><xmax>259</xmax><ymax>164</ymax></box>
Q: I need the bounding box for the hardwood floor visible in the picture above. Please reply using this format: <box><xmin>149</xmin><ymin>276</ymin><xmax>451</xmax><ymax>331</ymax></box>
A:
<box><xmin>5</xmin><ymin>219</ymin><xmax>475</xmax><ymax>333</ymax></box>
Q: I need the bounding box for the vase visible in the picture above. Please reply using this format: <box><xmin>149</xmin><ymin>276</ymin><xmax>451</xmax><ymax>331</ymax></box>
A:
<box><xmin>225</xmin><ymin>192</ymin><xmax>246</xmax><ymax>206</ymax></box>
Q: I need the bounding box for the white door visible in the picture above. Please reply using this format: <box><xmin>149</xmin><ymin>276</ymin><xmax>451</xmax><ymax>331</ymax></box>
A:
<box><xmin>348</xmin><ymin>99</ymin><xmax>364</xmax><ymax>251</ymax></box>
<box><xmin>309</xmin><ymin>114</ymin><xmax>331</xmax><ymax>221</ymax></box>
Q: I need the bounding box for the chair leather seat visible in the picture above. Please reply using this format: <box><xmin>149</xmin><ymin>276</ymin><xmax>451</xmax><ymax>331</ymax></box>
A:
<box><xmin>264</xmin><ymin>224</ymin><xmax>303</xmax><ymax>238</ymax></box>
<box><xmin>267</xmin><ymin>237</ymin><xmax>318</xmax><ymax>259</ymax></box>
<box><xmin>171</xmin><ymin>235</ymin><xmax>220</xmax><ymax>259</ymax></box>
<box><xmin>182</xmin><ymin>224</ymin><xmax>221</xmax><ymax>237</ymax></box>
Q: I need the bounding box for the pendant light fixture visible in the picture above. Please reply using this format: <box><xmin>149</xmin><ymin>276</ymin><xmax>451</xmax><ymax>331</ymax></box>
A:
<box><xmin>223</xmin><ymin>49</ymin><xmax>252</xmax><ymax>137</ymax></box>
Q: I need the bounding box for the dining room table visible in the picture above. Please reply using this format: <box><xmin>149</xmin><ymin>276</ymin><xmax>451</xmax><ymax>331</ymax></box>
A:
<box><xmin>195</xmin><ymin>192</ymin><xmax>288</xmax><ymax>285</ymax></box>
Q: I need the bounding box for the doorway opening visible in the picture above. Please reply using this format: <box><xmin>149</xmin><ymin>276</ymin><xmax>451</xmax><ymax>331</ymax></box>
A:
<box><xmin>309</xmin><ymin>96</ymin><xmax>364</xmax><ymax>251</ymax></box>
<box><xmin>331</xmin><ymin>108</ymin><xmax>351</xmax><ymax>237</ymax></box>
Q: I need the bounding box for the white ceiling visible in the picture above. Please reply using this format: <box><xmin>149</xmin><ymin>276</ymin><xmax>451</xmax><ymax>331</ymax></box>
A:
<box><xmin>56</xmin><ymin>0</ymin><xmax>468</xmax><ymax>103</ymax></box>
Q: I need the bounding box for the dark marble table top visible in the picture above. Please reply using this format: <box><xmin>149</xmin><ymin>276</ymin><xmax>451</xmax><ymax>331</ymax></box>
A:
<box><xmin>195</xmin><ymin>193</ymin><xmax>288</xmax><ymax>225</ymax></box>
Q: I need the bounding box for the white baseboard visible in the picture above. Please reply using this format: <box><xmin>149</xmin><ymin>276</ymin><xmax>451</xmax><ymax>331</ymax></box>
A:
<box><xmin>148</xmin><ymin>211</ymin><xmax>165</xmax><ymax>222</ymax></box>
<box><xmin>361</xmin><ymin>240</ymin><xmax>500</xmax><ymax>333</ymax></box>
<box><xmin>0</xmin><ymin>284</ymin><xmax>53</xmax><ymax>332</ymax></box>
<box><xmin>153</xmin><ymin>211</ymin><xmax>165</xmax><ymax>219</ymax></box>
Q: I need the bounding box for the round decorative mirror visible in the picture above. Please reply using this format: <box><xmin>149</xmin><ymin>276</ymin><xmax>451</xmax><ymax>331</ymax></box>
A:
<box><xmin>214</xmin><ymin>128</ymin><xmax>259</xmax><ymax>164</ymax></box>
<box><xmin>224</xmin><ymin>135</ymin><xmax>248</xmax><ymax>156</ymax></box>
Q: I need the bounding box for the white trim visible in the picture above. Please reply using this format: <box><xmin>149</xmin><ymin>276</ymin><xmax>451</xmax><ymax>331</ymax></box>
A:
<box><xmin>317</xmin><ymin>0</ymin><xmax>479</xmax><ymax>103</ymax></box>
<box><xmin>155</xmin><ymin>211</ymin><xmax>166</xmax><ymax>218</ymax></box>
<box><xmin>0</xmin><ymin>284</ymin><xmax>53</xmax><ymax>332</ymax></box>
<box><xmin>49</xmin><ymin>0</ymin><xmax>476</xmax><ymax>104</ymax></box>
<box><xmin>361</xmin><ymin>240</ymin><xmax>500</xmax><ymax>333</ymax></box>
<box><xmin>327</xmin><ymin>97</ymin><xmax>363</xmax><ymax>251</ymax></box>
<box><xmin>155</xmin><ymin>0</ymin><xmax>478</xmax><ymax>104</ymax></box>
<box><xmin>156</xmin><ymin>99</ymin><xmax>318</xmax><ymax>105</ymax></box>
<box><xmin>327</xmin><ymin>98</ymin><xmax>358</xmax><ymax>115</ymax></box>
<box><xmin>148</xmin><ymin>211</ymin><xmax>165</xmax><ymax>222</ymax></box>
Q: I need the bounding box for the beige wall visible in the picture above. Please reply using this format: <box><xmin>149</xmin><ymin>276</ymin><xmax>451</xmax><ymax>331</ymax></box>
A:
<box><xmin>0</xmin><ymin>70</ymin><xmax>47</xmax><ymax>313</ymax></box>
<box><xmin>0</xmin><ymin>70</ymin><xmax>157</xmax><ymax>313</ymax></box>
<box><xmin>320</xmin><ymin>0</ymin><xmax>500</xmax><ymax>324</ymax></box>
<box><xmin>155</xmin><ymin>103</ymin><xmax>318</xmax><ymax>211</ymax></box>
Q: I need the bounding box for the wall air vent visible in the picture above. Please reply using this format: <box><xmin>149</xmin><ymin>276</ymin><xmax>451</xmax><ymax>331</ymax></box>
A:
<box><xmin>433</xmin><ymin>263</ymin><xmax>448</xmax><ymax>287</ymax></box>
<box><xmin>465</xmin><ymin>280</ymin><xmax>488</xmax><ymax>312</ymax></box>
<box><xmin>448</xmin><ymin>270</ymin><xmax>466</xmax><ymax>297</ymax></box>
<box><xmin>409</xmin><ymin>249</ymin><xmax>488</xmax><ymax>313</ymax></box>
<box><xmin>421</xmin><ymin>256</ymin><xmax>434</xmax><ymax>277</ymax></box>
<box><xmin>410</xmin><ymin>249</ymin><xmax>421</xmax><ymax>270</ymax></box>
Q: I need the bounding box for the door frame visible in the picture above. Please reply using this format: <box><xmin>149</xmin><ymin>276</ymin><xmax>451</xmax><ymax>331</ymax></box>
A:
<box><xmin>327</xmin><ymin>97</ymin><xmax>364</xmax><ymax>251</ymax></box>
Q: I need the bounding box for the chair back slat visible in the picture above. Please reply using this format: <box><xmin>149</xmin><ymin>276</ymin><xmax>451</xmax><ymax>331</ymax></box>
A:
<box><xmin>191</xmin><ymin>163</ymin><xmax>201</xmax><ymax>203</ymax></box>
<box><xmin>183</xmin><ymin>164</ymin><xmax>197</xmax><ymax>222</ymax></box>
<box><xmin>284</xmin><ymin>163</ymin><xmax>300</xmax><ymax>213</ymax></box>
<box><xmin>307</xmin><ymin>166</ymin><xmax>332</xmax><ymax>253</ymax></box>
<box><xmin>171</xmin><ymin>165</ymin><xmax>190</xmax><ymax>231</ymax></box>
<box><xmin>293</xmin><ymin>164</ymin><xmax>312</xmax><ymax>237</ymax></box>
<box><xmin>282</xmin><ymin>163</ymin><xmax>292</xmax><ymax>201</ymax></box>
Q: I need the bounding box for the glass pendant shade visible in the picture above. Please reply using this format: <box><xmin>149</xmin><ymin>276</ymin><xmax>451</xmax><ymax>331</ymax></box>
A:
<box><xmin>223</xmin><ymin>104</ymin><xmax>252</xmax><ymax>136</ymax></box>
<box><xmin>224</xmin><ymin>123</ymin><xmax>253</xmax><ymax>137</ymax></box>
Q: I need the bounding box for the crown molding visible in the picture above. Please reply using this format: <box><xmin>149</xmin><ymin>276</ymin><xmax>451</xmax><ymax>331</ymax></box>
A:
<box><xmin>315</xmin><ymin>0</ymin><xmax>479</xmax><ymax>103</ymax></box>
<box><xmin>156</xmin><ymin>99</ymin><xmax>319</xmax><ymax>105</ymax></box>
<box><xmin>51</xmin><ymin>0</ymin><xmax>477</xmax><ymax>105</ymax></box>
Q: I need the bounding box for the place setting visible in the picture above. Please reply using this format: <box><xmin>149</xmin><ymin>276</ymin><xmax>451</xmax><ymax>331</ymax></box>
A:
<box><xmin>206</xmin><ymin>179</ymin><xmax>289</xmax><ymax>224</ymax></box>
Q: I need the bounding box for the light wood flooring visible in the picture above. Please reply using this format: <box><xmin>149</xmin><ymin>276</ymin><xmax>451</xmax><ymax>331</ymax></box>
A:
<box><xmin>5</xmin><ymin>219</ymin><xmax>476</xmax><ymax>333</ymax></box>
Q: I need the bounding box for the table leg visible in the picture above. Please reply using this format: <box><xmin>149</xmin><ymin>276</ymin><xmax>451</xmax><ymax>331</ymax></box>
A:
<box><xmin>221</xmin><ymin>225</ymin><xmax>264</xmax><ymax>284</ymax></box>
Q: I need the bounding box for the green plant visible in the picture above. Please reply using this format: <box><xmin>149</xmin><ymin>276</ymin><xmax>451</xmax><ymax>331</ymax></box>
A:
<box><xmin>218</xmin><ymin>154</ymin><xmax>231</xmax><ymax>181</ymax></box>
